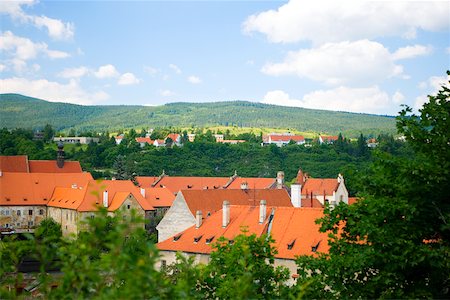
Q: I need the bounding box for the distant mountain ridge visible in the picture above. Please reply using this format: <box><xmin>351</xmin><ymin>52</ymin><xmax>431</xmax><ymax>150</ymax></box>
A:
<box><xmin>0</xmin><ymin>93</ymin><xmax>396</xmax><ymax>136</ymax></box>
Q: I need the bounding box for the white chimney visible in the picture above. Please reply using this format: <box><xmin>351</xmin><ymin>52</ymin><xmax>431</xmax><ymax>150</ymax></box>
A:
<box><xmin>71</xmin><ymin>184</ymin><xmax>77</xmax><ymax>189</ymax></box>
<box><xmin>337</xmin><ymin>173</ymin><xmax>344</xmax><ymax>184</ymax></box>
<box><xmin>290</xmin><ymin>183</ymin><xmax>302</xmax><ymax>208</ymax></box>
<box><xmin>259</xmin><ymin>200</ymin><xmax>267</xmax><ymax>224</ymax></box>
<box><xmin>140</xmin><ymin>188</ymin><xmax>146</xmax><ymax>198</ymax></box>
<box><xmin>222</xmin><ymin>200</ymin><xmax>230</xmax><ymax>228</ymax></box>
<box><xmin>196</xmin><ymin>210</ymin><xmax>203</xmax><ymax>228</ymax></box>
<box><xmin>240</xmin><ymin>182</ymin><xmax>248</xmax><ymax>190</ymax></box>
<box><xmin>103</xmin><ymin>190</ymin><xmax>108</xmax><ymax>208</ymax></box>
<box><xmin>276</xmin><ymin>171</ymin><xmax>284</xmax><ymax>189</ymax></box>
<box><xmin>0</xmin><ymin>170</ymin><xmax>3</xmax><ymax>177</ymax></box>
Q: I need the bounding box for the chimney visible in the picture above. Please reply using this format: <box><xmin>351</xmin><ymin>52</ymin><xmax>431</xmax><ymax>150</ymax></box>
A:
<box><xmin>290</xmin><ymin>183</ymin><xmax>302</xmax><ymax>207</ymax></box>
<box><xmin>240</xmin><ymin>182</ymin><xmax>248</xmax><ymax>190</ymax></box>
<box><xmin>276</xmin><ymin>171</ymin><xmax>284</xmax><ymax>189</ymax></box>
<box><xmin>222</xmin><ymin>200</ymin><xmax>230</xmax><ymax>228</ymax></box>
<box><xmin>140</xmin><ymin>188</ymin><xmax>146</xmax><ymax>198</ymax></box>
<box><xmin>259</xmin><ymin>200</ymin><xmax>267</xmax><ymax>224</ymax></box>
<box><xmin>0</xmin><ymin>170</ymin><xmax>2</xmax><ymax>177</ymax></box>
<box><xmin>71</xmin><ymin>184</ymin><xmax>77</xmax><ymax>189</ymax></box>
<box><xmin>56</xmin><ymin>141</ymin><xmax>65</xmax><ymax>168</ymax></box>
<box><xmin>196</xmin><ymin>210</ymin><xmax>203</xmax><ymax>228</ymax></box>
<box><xmin>103</xmin><ymin>190</ymin><xmax>108</xmax><ymax>208</ymax></box>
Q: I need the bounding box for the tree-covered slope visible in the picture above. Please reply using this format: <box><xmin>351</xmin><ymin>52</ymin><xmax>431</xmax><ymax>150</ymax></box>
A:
<box><xmin>0</xmin><ymin>93</ymin><xmax>396</xmax><ymax>136</ymax></box>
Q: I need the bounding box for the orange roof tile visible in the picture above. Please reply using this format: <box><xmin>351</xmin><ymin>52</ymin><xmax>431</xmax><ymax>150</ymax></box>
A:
<box><xmin>0</xmin><ymin>172</ymin><xmax>93</xmax><ymax>206</ymax></box>
<box><xmin>140</xmin><ymin>176</ymin><xmax>230</xmax><ymax>194</ymax></box>
<box><xmin>136</xmin><ymin>176</ymin><xmax>159</xmax><ymax>188</ymax></box>
<box><xmin>348</xmin><ymin>197</ymin><xmax>358</xmax><ymax>205</ymax></box>
<box><xmin>181</xmin><ymin>189</ymin><xmax>292</xmax><ymax>217</ymax></box>
<box><xmin>157</xmin><ymin>206</ymin><xmax>328</xmax><ymax>259</ymax></box>
<box><xmin>269</xmin><ymin>134</ymin><xmax>305</xmax><ymax>142</ymax></box>
<box><xmin>29</xmin><ymin>160</ymin><xmax>83</xmax><ymax>173</ymax></box>
<box><xmin>0</xmin><ymin>156</ymin><xmax>29</xmax><ymax>172</ymax></box>
<box><xmin>320</xmin><ymin>135</ymin><xmax>339</xmax><ymax>141</ymax></box>
<box><xmin>135</xmin><ymin>137</ymin><xmax>153</xmax><ymax>144</ymax></box>
<box><xmin>142</xmin><ymin>188</ymin><xmax>175</xmax><ymax>207</ymax></box>
<box><xmin>166</xmin><ymin>133</ymin><xmax>180</xmax><ymax>141</ymax></box>
<box><xmin>48</xmin><ymin>180</ymin><xmax>154</xmax><ymax>212</ymax></box>
<box><xmin>302</xmin><ymin>178</ymin><xmax>339</xmax><ymax>197</ymax></box>
<box><xmin>226</xmin><ymin>177</ymin><xmax>276</xmax><ymax>189</ymax></box>
<box><xmin>301</xmin><ymin>197</ymin><xmax>323</xmax><ymax>208</ymax></box>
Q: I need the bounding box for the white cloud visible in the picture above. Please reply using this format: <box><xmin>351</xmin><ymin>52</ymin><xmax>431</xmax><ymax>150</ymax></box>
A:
<box><xmin>169</xmin><ymin>64</ymin><xmax>182</xmax><ymax>74</ymax></box>
<box><xmin>0</xmin><ymin>64</ymin><xmax>6</xmax><ymax>72</ymax></box>
<box><xmin>262</xmin><ymin>40</ymin><xmax>402</xmax><ymax>86</ymax></box>
<box><xmin>58</xmin><ymin>66</ymin><xmax>90</xmax><ymax>79</ymax></box>
<box><xmin>0</xmin><ymin>31</ymin><xmax>70</xmax><ymax>61</ymax></box>
<box><xmin>160</xmin><ymin>89</ymin><xmax>175</xmax><ymax>97</ymax></box>
<box><xmin>94</xmin><ymin>64</ymin><xmax>120</xmax><ymax>79</ymax></box>
<box><xmin>243</xmin><ymin>0</ymin><xmax>450</xmax><ymax>44</ymax></box>
<box><xmin>187</xmin><ymin>75</ymin><xmax>202</xmax><ymax>84</ymax></box>
<box><xmin>392</xmin><ymin>91</ymin><xmax>405</xmax><ymax>104</ymax></box>
<box><xmin>0</xmin><ymin>1</ymin><xmax>74</xmax><ymax>40</ymax></box>
<box><xmin>0</xmin><ymin>77</ymin><xmax>109</xmax><ymax>105</ymax></box>
<box><xmin>144</xmin><ymin>65</ymin><xmax>159</xmax><ymax>76</ymax></box>
<box><xmin>392</xmin><ymin>45</ymin><xmax>432</xmax><ymax>60</ymax></box>
<box><xmin>415</xmin><ymin>74</ymin><xmax>450</xmax><ymax>111</ymax></box>
<box><xmin>118</xmin><ymin>72</ymin><xmax>140</xmax><ymax>85</ymax></box>
<box><xmin>262</xmin><ymin>86</ymin><xmax>396</xmax><ymax>114</ymax></box>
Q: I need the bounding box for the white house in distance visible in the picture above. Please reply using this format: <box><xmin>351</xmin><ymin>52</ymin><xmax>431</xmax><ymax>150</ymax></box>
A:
<box><xmin>115</xmin><ymin>134</ymin><xmax>124</xmax><ymax>145</ymax></box>
<box><xmin>318</xmin><ymin>135</ymin><xmax>339</xmax><ymax>144</ymax></box>
<box><xmin>53</xmin><ymin>137</ymin><xmax>99</xmax><ymax>144</ymax></box>
<box><xmin>262</xmin><ymin>133</ymin><xmax>305</xmax><ymax>147</ymax></box>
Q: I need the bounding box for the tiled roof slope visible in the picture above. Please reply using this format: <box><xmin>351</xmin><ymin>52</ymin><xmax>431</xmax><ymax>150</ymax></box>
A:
<box><xmin>143</xmin><ymin>188</ymin><xmax>176</xmax><ymax>207</ymax></box>
<box><xmin>181</xmin><ymin>189</ymin><xmax>292</xmax><ymax>217</ymax></box>
<box><xmin>0</xmin><ymin>156</ymin><xmax>29</xmax><ymax>172</ymax></box>
<box><xmin>135</xmin><ymin>137</ymin><xmax>153</xmax><ymax>144</ymax></box>
<box><xmin>226</xmin><ymin>177</ymin><xmax>276</xmax><ymax>189</ymax></box>
<box><xmin>158</xmin><ymin>206</ymin><xmax>328</xmax><ymax>259</ymax></box>
<box><xmin>302</xmin><ymin>178</ymin><xmax>339</xmax><ymax>196</ymax></box>
<box><xmin>48</xmin><ymin>180</ymin><xmax>154</xmax><ymax>211</ymax></box>
<box><xmin>137</xmin><ymin>176</ymin><xmax>230</xmax><ymax>193</ymax></box>
<box><xmin>270</xmin><ymin>135</ymin><xmax>305</xmax><ymax>142</ymax></box>
<box><xmin>29</xmin><ymin>160</ymin><xmax>83</xmax><ymax>173</ymax></box>
<box><xmin>0</xmin><ymin>172</ymin><xmax>93</xmax><ymax>206</ymax></box>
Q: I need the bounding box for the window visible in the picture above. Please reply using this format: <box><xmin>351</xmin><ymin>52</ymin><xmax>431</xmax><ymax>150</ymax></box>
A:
<box><xmin>161</xmin><ymin>260</ymin><xmax>167</xmax><ymax>270</ymax></box>
<box><xmin>28</xmin><ymin>221</ymin><xmax>33</xmax><ymax>226</ymax></box>
<box><xmin>39</xmin><ymin>209</ymin><xmax>44</xmax><ymax>215</ymax></box>
<box><xmin>5</xmin><ymin>210</ymin><xmax>10</xmax><ymax>216</ymax></box>
<box><xmin>17</xmin><ymin>210</ymin><xmax>21</xmax><ymax>216</ymax></box>
<box><xmin>16</xmin><ymin>223</ymin><xmax>20</xmax><ymax>227</ymax></box>
<box><xmin>90</xmin><ymin>214</ymin><xmax>95</xmax><ymax>219</ymax></box>
<box><xmin>127</xmin><ymin>205</ymin><xmax>131</xmax><ymax>209</ymax></box>
<box><xmin>5</xmin><ymin>223</ymin><xmax>9</xmax><ymax>228</ymax></box>
<box><xmin>66</xmin><ymin>212</ymin><xmax>68</xmax><ymax>220</ymax></box>
<box><xmin>28</xmin><ymin>210</ymin><xmax>33</xmax><ymax>216</ymax></box>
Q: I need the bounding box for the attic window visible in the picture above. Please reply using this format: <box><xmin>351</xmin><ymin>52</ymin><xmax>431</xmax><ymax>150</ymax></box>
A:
<box><xmin>206</xmin><ymin>211</ymin><xmax>211</xmax><ymax>217</ymax></box>
<box><xmin>173</xmin><ymin>234</ymin><xmax>182</xmax><ymax>242</ymax></box>
<box><xmin>43</xmin><ymin>198</ymin><xmax>47</xmax><ymax>201</ymax></box>
<box><xmin>156</xmin><ymin>197</ymin><xmax>160</xmax><ymax>200</ymax></box>
<box><xmin>187</xmin><ymin>185</ymin><xmax>193</xmax><ymax>189</ymax></box>
<box><xmin>23</xmin><ymin>198</ymin><xmax>27</xmax><ymax>201</ymax></box>
<box><xmin>159</xmin><ymin>184</ymin><xmax>163</xmax><ymax>188</ymax></box>
<box><xmin>5</xmin><ymin>198</ymin><xmax>10</xmax><ymax>201</ymax></box>
<box><xmin>287</xmin><ymin>239</ymin><xmax>296</xmax><ymax>250</ymax></box>
<box><xmin>205</xmin><ymin>236</ymin><xmax>215</xmax><ymax>244</ymax></box>
<box><xmin>193</xmin><ymin>235</ymin><xmax>203</xmax><ymax>243</ymax></box>
<box><xmin>311</xmin><ymin>241</ymin><xmax>321</xmax><ymax>253</ymax></box>
<box><xmin>72</xmin><ymin>201</ymin><xmax>76</xmax><ymax>204</ymax></box>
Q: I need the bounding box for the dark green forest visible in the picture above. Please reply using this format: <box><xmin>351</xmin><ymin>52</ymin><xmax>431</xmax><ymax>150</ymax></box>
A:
<box><xmin>0</xmin><ymin>93</ymin><xmax>396</xmax><ymax>137</ymax></box>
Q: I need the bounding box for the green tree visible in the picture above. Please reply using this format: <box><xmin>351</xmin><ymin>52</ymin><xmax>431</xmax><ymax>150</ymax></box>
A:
<box><xmin>296</xmin><ymin>73</ymin><xmax>450</xmax><ymax>298</ymax></box>
<box><xmin>43</xmin><ymin>124</ymin><xmax>55</xmax><ymax>142</ymax></box>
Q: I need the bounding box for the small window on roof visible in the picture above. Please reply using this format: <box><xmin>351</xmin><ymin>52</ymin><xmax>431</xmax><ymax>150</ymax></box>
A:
<box><xmin>187</xmin><ymin>185</ymin><xmax>193</xmax><ymax>189</ymax></box>
<box><xmin>194</xmin><ymin>235</ymin><xmax>203</xmax><ymax>243</ymax></box>
<box><xmin>311</xmin><ymin>241</ymin><xmax>321</xmax><ymax>253</ymax></box>
<box><xmin>23</xmin><ymin>198</ymin><xmax>27</xmax><ymax>201</ymax></box>
<box><xmin>205</xmin><ymin>236</ymin><xmax>215</xmax><ymax>244</ymax></box>
<box><xmin>5</xmin><ymin>198</ymin><xmax>10</xmax><ymax>201</ymax></box>
<box><xmin>156</xmin><ymin>197</ymin><xmax>160</xmax><ymax>200</ymax></box>
<box><xmin>206</xmin><ymin>212</ymin><xmax>211</xmax><ymax>217</ymax></box>
<box><xmin>173</xmin><ymin>234</ymin><xmax>182</xmax><ymax>242</ymax></box>
<box><xmin>287</xmin><ymin>239</ymin><xmax>296</xmax><ymax>250</ymax></box>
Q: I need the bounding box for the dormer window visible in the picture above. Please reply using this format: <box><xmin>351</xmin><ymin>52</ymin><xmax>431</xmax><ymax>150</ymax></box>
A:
<box><xmin>311</xmin><ymin>241</ymin><xmax>321</xmax><ymax>252</ymax></box>
<box><xmin>187</xmin><ymin>185</ymin><xmax>193</xmax><ymax>189</ymax></box>
<box><xmin>173</xmin><ymin>234</ymin><xmax>182</xmax><ymax>241</ymax></box>
<box><xmin>287</xmin><ymin>239</ymin><xmax>296</xmax><ymax>250</ymax></box>
<box><xmin>193</xmin><ymin>235</ymin><xmax>203</xmax><ymax>243</ymax></box>
<box><xmin>205</xmin><ymin>236</ymin><xmax>215</xmax><ymax>244</ymax></box>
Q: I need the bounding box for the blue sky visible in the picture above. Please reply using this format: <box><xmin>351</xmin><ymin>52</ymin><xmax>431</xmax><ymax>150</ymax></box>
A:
<box><xmin>1</xmin><ymin>0</ymin><xmax>449</xmax><ymax>115</ymax></box>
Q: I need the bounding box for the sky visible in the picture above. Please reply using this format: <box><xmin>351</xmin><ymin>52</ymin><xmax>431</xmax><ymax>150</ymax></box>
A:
<box><xmin>0</xmin><ymin>0</ymin><xmax>449</xmax><ymax>115</ymax></box>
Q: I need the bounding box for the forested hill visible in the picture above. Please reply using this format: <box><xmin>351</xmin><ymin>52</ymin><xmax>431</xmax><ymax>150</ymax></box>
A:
<box><xmin>0</xmin><ymin>93</ymin><xmax>396</xmax><ymax>136</ymax></box>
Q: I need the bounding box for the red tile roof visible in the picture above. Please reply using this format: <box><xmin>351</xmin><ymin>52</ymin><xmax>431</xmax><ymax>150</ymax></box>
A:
<box><xmin>0</xmin><ymin>172</ymin><xmax>93</xmax><ymax>206</ymax></box>
<box><xmin>320</xmin><ymin>135</ymin><xmax>339</xmax><ymax>142</ymax></box>
<box><xmin>136</xmin><ymin>176</ymin><xmax>159</xmax><ymax>188</ymax></box>
<box><xmin>135</xmin><ymin>137</ymin><xmax>153</xmax><ymax>144</ymax></box>
<box><xmin>301</xmin><ymin>197</ymin><xmax>323</xmax><ymax>208</ymax></box>
<box><xmin>0</xmin><ymin>156</ymin><xmax>29</xmax><ymax>172</ymax></box>
<box><xmin>48</xmin><ymin>180</ymin><xmax>154</xmax><ymax>212</ymax></box>
<box><xmin>180</xmin><ymin>189</ymin><xmax>292</xmax><ymax>217</ymax></box>
<box><xmin>226</xmin><ymin>177</ymin><xmax>275</xmax><ymax>189</ymax></box>
<box><xmin>348</xmin><ymin>197</ymin><xmax>358</xmax><ymax>205</ymax></box>
<box><xmin>302</xmin><ymin>178</ymin><xmax>339</xmax><ymax>197</ymax></box>
<box><xmin>29</xmin><ymin>160</ymin><xmax>83</xmax><ymax>173</ymax></box>
<box><xmin>142</xmin><ymin>188</ymin><xmax>175</xmax><ymax>207</ymax></box>
<box><xmin>157</xmin><ymin>206</ymin><xmax>328</xmax><ymax>259</ymax></box>
<box><xmin>166</xmin><ymin>133</ymin><xmax>180</xmax><ymax>141</ymax></box>
<box><xmin>137</xmin><ymin>176</ymin><xmax>230</xmax><ymax>193</ymax></box>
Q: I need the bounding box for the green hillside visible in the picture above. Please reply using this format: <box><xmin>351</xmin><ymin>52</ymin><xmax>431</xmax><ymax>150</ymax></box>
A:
<box><xmin>0</xmin><ymin>93</ymin><xmax>396</xmax><ymax>136</ymax></box>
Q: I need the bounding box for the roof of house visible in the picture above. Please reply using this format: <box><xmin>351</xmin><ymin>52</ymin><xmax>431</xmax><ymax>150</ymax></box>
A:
<box><xmin>320</xmin><ymin>135</ymin><xmax>339</xmax><ymax>141</ymax></box>
<box><xmin>0</xmin><ymin>155</ymin><xmax>29</xmax><ymax>172</ymax></box>
<box><xmin>28</xmin><ymin>160</ymin><xmax>83</xmax><ymax>173</ymax></box>
<box><xmin>142</xmin><ymin>188</ymin><xmax>176</xmax><ymax>207</ymax></box>
<box><xmin>226</xmin><ymin>177</ymin><xmax>276</xmax><ymax>189</ymax></box>
<box><xmin>348</xmin><ymin>197</ymin><xmax>358</xmax><ymax>205</ymax></box>
<box><xmin>48</xmin><ymin>180</ymin><xmax>154</xmax><ymax>212</ymax></box>
<box><xmin>137</xmin><ymin>176</ymin><xmax>230</xmax><ymax>193</ymax></box>
<box><xmin>0</xmin><ymin>172</ymin><xmax>93</xmax><ymax>206</ymax></box>
<box><xmin>157</xmin><ymin>206</ymin><xmax>328</xmax><ymax>259</ymax></box>
<box><xmin>180</xmin><ymin>189</ymin><xmax>292</xmax><ymax>217</ymax></box>
<box><xmin>166</xmin><ymin>133</ymin><xmax>180</xmax><ymax>141</ymax></box>
<box><xmin>269</xmin><ymin>134</ymin><xmax>305</xmax><ymax>142</ymax></box>
<box><xmin>115</xmin><ymin>135</ymin><xmax>124</xmax><ymax>140</ymax></box>
<box><xmin>155</xmin><ymin>139</ymin><xmax>165</xmax><ymax>144</ymax></box>
<box><xmin>302</xmin><ymin>178</ymin><xmax>339</xmax><ymax>196</ymax></box>
<box><xmin>301</xmin><ymin>197</ymin><xmax>324</xmax><ymax>208</ymax></box>
<box><xmin>135</xmin><ymin>137</ymin><xmax>153</xmax><ymax>144</ymax></box>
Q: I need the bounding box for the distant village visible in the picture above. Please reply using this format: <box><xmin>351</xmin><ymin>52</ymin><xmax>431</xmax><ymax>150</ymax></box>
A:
<box><xmin>0</xmin><ymin>138</ymin><xmax>358</xmax><ymax>282</ymax></box>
